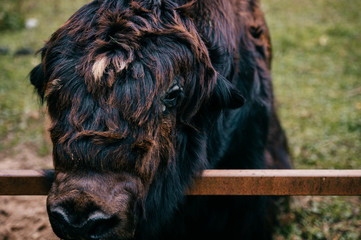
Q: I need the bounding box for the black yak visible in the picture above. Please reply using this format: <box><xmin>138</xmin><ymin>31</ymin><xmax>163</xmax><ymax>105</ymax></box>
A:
<box><xmin>30</xmin><ymin>0</ymin><xmax>290</xmax><ymax>239</ymax></box>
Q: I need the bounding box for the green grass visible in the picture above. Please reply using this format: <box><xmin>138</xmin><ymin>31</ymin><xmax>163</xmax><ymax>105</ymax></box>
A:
<box><xmin>0</xmin><ymin>0</ymin><xmax>89</xmax><ymax>153</ymax></box>
<box><xmin>0</xmin><ymin>0</ymin><xmax>360</xmax><ymax>238</ymax></box>
<box><xmin>262</xmin><ymin>0</ymin><xmax>361</xmax><ymax>170</ymax></box>
<box><xmin>262</xmin><ymin>0</ymin><xmax>361</xmax><ymax>238</ymax></box>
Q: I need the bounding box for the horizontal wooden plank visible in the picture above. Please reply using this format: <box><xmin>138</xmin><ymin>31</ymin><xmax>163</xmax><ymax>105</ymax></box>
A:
<box><xmin>186</xmin><ymin>170</ymin><xmax>361</xmax><ymax>196</ymax></box>
<box><xmin>0</xmin><ymin>170</ymin><xmax>53</xmax><ymax>195</ymax></box>
<box><xmin>1</xmin><ymin>169</ymin><xmax>361</xmax><ymax>196</ymax></box>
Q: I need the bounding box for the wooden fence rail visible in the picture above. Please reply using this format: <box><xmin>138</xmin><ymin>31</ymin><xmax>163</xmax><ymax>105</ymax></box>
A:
<box><xmin>1</xmin><ymin>169</ymin><xmax>361</xmax><ymax>196</ymax></box>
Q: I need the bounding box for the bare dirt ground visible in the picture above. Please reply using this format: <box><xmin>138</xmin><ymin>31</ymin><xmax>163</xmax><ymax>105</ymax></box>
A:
<box><xmin>0</xmin><ymin>144</ymin><xmax>59</xmax><ymax>240</ymax></box>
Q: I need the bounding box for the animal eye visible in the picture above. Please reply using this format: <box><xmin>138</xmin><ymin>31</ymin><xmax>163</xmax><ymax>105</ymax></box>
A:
<box><xmin>161</xmin><ymin>85</ymin><xmax>183</xmax><ymax>111</ymax></box>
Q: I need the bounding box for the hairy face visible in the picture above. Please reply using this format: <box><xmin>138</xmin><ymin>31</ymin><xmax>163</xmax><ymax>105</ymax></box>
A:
<box><xmin>30</xmin><ymin>1</ymin><xmax>244</xmax><ymax>239</ymax></box>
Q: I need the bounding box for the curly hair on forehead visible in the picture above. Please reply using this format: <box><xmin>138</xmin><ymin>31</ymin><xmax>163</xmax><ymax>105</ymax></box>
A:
<box><xmin>42</xmin><ymin>0</ymin><xmax>216</xmax><ymax>113</ymax></box>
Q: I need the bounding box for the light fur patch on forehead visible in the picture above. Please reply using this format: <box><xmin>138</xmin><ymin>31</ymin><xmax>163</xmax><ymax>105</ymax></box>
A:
<box><xmin>92</xmin><ymin>57</ymin><xmax>109</xmax><ymax>82</ymax></box>
<box><xmin>113</xmin><ymin>58</ymin><xmax>127</xmax><ymax>74</ymax></box>
<box><xmin>92</xmin><ymin>56</ymin><xmax>128</xmax><ymax>82</ymax></box>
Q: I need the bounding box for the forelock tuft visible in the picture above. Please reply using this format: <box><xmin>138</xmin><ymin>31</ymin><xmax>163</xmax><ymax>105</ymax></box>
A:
<box><xmin>92</xmin><ymin>57</ymin><xmax>109</xmax><ymax>82</ymax></box>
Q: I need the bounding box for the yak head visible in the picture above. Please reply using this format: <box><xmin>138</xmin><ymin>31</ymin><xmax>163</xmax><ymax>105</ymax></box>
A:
<box><xmin>30</xmin><ymin>0</ymin><xmax>244</xmax><ymax>239</ymax></box>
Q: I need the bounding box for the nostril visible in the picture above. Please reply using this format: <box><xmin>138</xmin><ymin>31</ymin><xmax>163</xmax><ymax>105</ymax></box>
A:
<box><xmin>87</xmin><ymin>214</ymin><xmax>119</xmax><ymax>239</ymax></box>
<box><xmin>49</xmin><ymin>206</ymin><xmax>71</xmax><ymax>225</ymax></box>
<box><xmin>49</xmin><ymin>206</ymin><xmax>119</xmax><ymax>239</ymax></box>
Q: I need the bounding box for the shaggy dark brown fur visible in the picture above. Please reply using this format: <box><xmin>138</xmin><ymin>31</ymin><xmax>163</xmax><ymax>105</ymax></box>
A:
<box><xmin>30</xmin><ymin>0</ymin><xmax>290</xmax><ymax>239</ymax></box>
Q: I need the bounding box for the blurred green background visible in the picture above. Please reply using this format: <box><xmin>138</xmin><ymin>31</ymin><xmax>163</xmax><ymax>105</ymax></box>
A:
<box><xmin>0</xmin><ymin>0</ymin><xmax>360</xmax><ymax>239</ymax></box>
